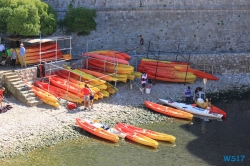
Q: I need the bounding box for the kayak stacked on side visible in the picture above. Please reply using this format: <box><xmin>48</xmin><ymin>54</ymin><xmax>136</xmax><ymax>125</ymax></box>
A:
<box><xmin>30</xmin><ymin>84</ymin><xmax>59</xmax><ymax>108</ymax></box>
<box><xmin>35</xmin><ymin>81</ymin><xmax>83</xmax><ymax>103</ymax></box>
<box><xmin>114</xmin><ymin>124</ymin><xmax>159</xmax><ymax>148</ymax></box>
<box><xmin>76</xmin><ymin>118</ymin><xmax>119</xmax><ymax>143</ymax></box>
<box><xmin>138</xmin><ymin>58</ymin><xmax>196</xmax><ymax>83</ymax></box>
<box><xmin>116</xmin><ymin>123</ymin><xmax>176</xmax><ymax>143</ymax></box>
<box><xmin>144</xmin><ymin>101</ymin><xmax>193</xmax><ymax>120</ymax></box>
<box><xmin>174</xmin><ymin>66</ymin><xmax>219</xmax><ymax>80</ymax></box>
<box><xmin>159</xmin><ymin>99</ymin><xmax>223</xmax><ymax>119</ymax></box>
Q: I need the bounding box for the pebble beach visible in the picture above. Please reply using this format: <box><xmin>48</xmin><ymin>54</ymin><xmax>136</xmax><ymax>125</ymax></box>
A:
<box><xmin>0</xmin><ymin>73</ymin><xmax>250</xmax><ymax>159</ymax></box>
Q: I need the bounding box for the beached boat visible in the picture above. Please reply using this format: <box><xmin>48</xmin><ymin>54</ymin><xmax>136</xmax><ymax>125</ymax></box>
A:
<box><xmin>159</xmin><ymin>99</ymin><xmax>223</xmax><ymax>119</ymax></box>
<box><xmin>194</xmin><ymin>100</ymin><xmax>226</xmax><ymax>118</ymax></box>
<box><xmin>116</xmin><ymin>123</ymin><xmax>176</xmax><ymax>143</ymax></box>
<box><xmin>114</xmin><ymin>124</ymin><xmax>159</xmax><ymax>148</ymax></box>
<box><xmin>144</xmin><ymin>101</ymin><xmax>193</xmax><ymax>120</ymax></box>
<box><xmin>76</xmin><ymin>118</ymin><xmax>119</xmax><ymax>143</ymax></box>
<box><xmin>85</xmin><ymin>120</ymin><xmax>126</xmax><ymax>138</ymax></box>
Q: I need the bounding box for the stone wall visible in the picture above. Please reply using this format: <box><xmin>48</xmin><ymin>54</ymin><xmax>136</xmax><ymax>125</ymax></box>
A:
<box><xmin>42</xmin><ymin>0</ymin><xmax>250</xmax><ymax>57</ymax></box>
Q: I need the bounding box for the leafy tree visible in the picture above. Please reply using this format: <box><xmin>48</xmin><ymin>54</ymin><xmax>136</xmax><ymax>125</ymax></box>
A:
<box><xmin>0</xmin><ymin>0</ymin><xmax>57</xmax><ymax>36</ymax></box>
<box><xmin>62</xmin><ymin>4</ymin><xmax>97</xmax><ymax>38</ymax></box>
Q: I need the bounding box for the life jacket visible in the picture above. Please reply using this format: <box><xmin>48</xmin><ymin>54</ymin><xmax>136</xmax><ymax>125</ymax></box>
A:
<box><xmin>185</xmin><ymin>88</ymin><xmax>191</xmax><ymax>97</ymax></box>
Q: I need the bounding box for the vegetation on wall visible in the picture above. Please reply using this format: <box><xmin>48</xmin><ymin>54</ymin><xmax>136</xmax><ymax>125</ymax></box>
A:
<box><xmin>0</xmin><ymin>0</ymin><xmax>57</xmax><ymax>36</ymax></box>
<box><xmin>59</xmin><ymin>4</ymin><xmax>97</xmax><ymax>39</ymax></box>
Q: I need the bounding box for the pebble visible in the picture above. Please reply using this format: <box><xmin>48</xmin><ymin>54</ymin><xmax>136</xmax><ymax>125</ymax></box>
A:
<box><xmin>0</xmin><ymin>73</ymin><xmax>250</xmax><ymax>158</ymax></box>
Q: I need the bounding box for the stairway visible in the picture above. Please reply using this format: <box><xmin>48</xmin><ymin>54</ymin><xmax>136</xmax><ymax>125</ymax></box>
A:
<box><xmin>3</xmin><ymin>71</ymin><xmax>42</xmax><ymax>107</ymax></box>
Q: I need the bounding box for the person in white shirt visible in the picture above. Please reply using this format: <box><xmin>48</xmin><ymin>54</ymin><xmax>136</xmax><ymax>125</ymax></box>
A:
<box><xmin>141</xmin><ymin>71</ymin><xmax>147</xmax><ymax>93</ymax></box>
<box><xmin>0</xmin><ymin>43</ymin><xmax>5</xmax><ymax>61</ymax></box>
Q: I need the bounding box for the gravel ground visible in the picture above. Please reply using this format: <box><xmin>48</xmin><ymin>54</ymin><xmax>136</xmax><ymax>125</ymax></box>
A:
<box><xmin>0</xmin><ymin>73</ymin><xmax>250</xmax><ymax>158</ymax></box>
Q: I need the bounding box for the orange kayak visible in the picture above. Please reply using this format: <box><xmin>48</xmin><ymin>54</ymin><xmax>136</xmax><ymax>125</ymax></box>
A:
<box><xmin>114</xmin><ymin>124</ymin><xmax>158</xmax><ymax>148</ymax></box>
<box><xmin>35</xmin><ymin>81</ymin><xmax>82</xmax><ymax>103</ymax></box>
<box><xmin>48</xmin><ymin>75</ymin><xmax>84</xmax><ymax>97</ymax></box>
<box><xmin>87</xmin><ymin>60</ymin><xmax>132</xmax><ymax>74</ymax></box>
<box><xmin>76</xmin><ymin>118</ymin><xmax>119</xmax><ymax>143</ymax></box>
<box><xmin>77</xmin><ymin>68</ymin><xmax>118</xmax><ymax>81</ymax></box>
<box><xmin>144</xmin><ymin>101</ymin><xmax>193</xmax><ymax>120</ymax></box>
<box><xmin>116</xmin><ymin>122</ymin><xmax>176</xmax><ymax>143</ymax></box>
<box><xmin>88</xmin><ymin>50</ymin><xmax>131</xmax><ymax>60</ymax></box>
<box><xmin>147</xmin><ymin>73</ymin><xmax>196</xmax><ymax>83</ymax></box>
<box><xmin>174</xmin><ymin>66</ymin><xmax>219</xmax><ymax>80</ymax></box>
<box><xmin>55</xmin><ymin>70</ymin><xmax>100</xmax><ymax>93</ymax></box>
<box><xmin>83</xmin><ymin>53</ymin><xmax>129</xmax><ymax>65</ymax></box>
<box><xmin>86</xmin><ymin>51</ymin><xmax>126</xmax><ymax>60</ymax></box>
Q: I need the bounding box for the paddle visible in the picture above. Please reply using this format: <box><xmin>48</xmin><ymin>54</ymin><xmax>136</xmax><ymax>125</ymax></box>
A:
<box><xmin>203</xmin><ymin>78</ymin><xmax>207</xmax><ymax>97</ymax></box>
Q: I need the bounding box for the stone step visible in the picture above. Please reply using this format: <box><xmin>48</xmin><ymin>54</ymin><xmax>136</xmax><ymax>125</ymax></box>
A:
<box><xmin>4</xmin><ymin>75</ymin><xmax>20</xmax><ymax>81</ymax></box>
<box><xmin>8</xmin><ymin>78</ymin><xmax>23</xmax><ymax>83</ymax></box>
<box><xmin>16</xmin><ymin>85</ymin><xmax>30</xmax><ymax>91</ymax></box>
<box><xmin>27</xmin><ymin>99</ymin><xmax>42</xmax><ymax>107</ymax></box>
<box><xmin>11</xmin><ymin>81</ymin><xmax>24</xmax><ymax>86</ymax></box>
<box><xmin>21</xmin><ymin>91</ymin><xmax>36</xmax><ymax>98</ymax></box>
<box><xmin>3</xmin><ymin>71</ymin><xmax>16</xmax><ymax>76</ymax></box>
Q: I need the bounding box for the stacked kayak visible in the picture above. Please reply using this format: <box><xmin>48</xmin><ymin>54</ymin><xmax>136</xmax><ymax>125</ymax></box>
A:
<box><xmin>86</xmin><ymin>50</ymin><xmax>131</xmax><ymax>60</ymax></box>
<box><xmin>83</xmin><ymin>53</ymin><xmax>129</xmax><ymax>65</ymax></box>
<box><xmin>159</xmin><ymin>99</ymin><xmax>224</xmax><ymax>119</ymax></box>
<box><xmin>116</xmin><ymin>123</ymin><xmax>176</xmax><ymax>143</ymax></box>
<box><xmin>138</xmin><ymin>58</ymin><xmax>196</xmax><ymax>83</ymax></box>
<box><xmin>144</xmin><ymin>101</ymin><xmax>193</xmax><ymax>120</ymax></box>
<box><xmin>29</xmin><ymin>84</ymin><xmax>59</xmax><ymax>108</ymax></box>
<box><xmin>16</xmin><ymin>42</ymin><xmax>63</xmax><ymax>65</ymax></box>
<box><xmin>174</xmin><ymin>66</ymin><xmax>219</xmax><ymax>80</ymax></box>
<box><xmin>35</xmin><ymin>81</ymin><xmax>83</xmax><ymax>103</ymax></box>
<box><xmin>76</xmin><ymin>118</ymin><xmax>119</xmax><ymax>143</ymax></box>
<box><xmin>86</xmin><ymin>59</ymin><xmax>136</xmax><ymax>82</ymax></box>
<box><xmin>114</xmin><ymin>124</ymin><xmax>159</xmax><ymax>148</ymax></box>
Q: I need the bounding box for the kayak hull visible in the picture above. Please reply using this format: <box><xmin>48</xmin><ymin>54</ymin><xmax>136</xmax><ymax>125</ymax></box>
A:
<box><xmin>159</xmin><ymin>99</ymin><xmax>223</xmax><ymax>118</ymax></box>
<box><xmin>144</xmin><ymin>101</ymin><xmax>193</xmax><ymax>120</ymax></box>
<box><xmin>76</xmin><ymin>118</ymin><xmax>119</xmax><ymax>143</ymax></box>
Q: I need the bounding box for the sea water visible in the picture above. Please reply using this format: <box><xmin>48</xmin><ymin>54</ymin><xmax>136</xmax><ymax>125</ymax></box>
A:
<box><xmin>1</xmin><ymin>100</ymin><xmax>250</xmax><ymax>166</ymax></box>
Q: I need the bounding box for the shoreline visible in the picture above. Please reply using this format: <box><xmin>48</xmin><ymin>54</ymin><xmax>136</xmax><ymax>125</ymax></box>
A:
<box><xmin>1</xmin><ymin>73</ymin><xmax>250</xmax><ymax>159</ymax></box>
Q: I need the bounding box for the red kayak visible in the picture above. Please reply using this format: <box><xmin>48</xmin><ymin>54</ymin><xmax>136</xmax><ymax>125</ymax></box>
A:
<box><xmin>114</xmin><ymin>124</ymin><xmax>159</xmax><ymax>148</ymax></box>
<box><xmin>116</xmin><ymin>123</ymin><xmax>176</xmax><ymax>143</ymax></box>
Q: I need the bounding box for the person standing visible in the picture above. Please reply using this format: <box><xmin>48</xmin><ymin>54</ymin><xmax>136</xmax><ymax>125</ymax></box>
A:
<box><xmin>81</xmin><ymin>84</ymin><xmax>91</xmax><ymax>110</ymax></box>
<box><xmin>141</xmin><ymin>71</ymin><xmax>147</xmax><ymax>93</ymax></box>
<box><xmin>5</xmin><ymin>47</ymin><xmax>11</xmax><ymax>66</ymax></box>
<box><xmin>138</xmin><ymin>35</ymin><xmax>145</xmax><ymax>54</ymax></box>
<box><xmin>0</xmin><ymin>87</ymin><xmax>5</xmax><ymax>109</ymax></box>
<box><xmin>89</xmin><ymin>89</ymin><xmax>95</xmax><ymax>109</ymax></box>
<box><xmin>19</xmin><ymin>43</ymin><xmax>26</xmax><ymax>67</ymax></box>
<box><xmin>0</xmin><ymin>43</ymin><xmax>5</xmax><ymax>62</ymax></box>
<box><xmin>11</xmin><ymin>48</ymin><xmax>17</xmax><ymax>68</ymax></box>
<box><xmin>184</xmin><ymin>86</ymin><xmax>192</xmax><ymax>104</ymax></box>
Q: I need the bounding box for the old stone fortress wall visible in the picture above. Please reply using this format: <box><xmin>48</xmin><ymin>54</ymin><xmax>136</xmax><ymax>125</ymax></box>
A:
<box><xmin>43</xmin><ymin>0</ymin><xmax>250</xmax><ymax>74</ymax></box>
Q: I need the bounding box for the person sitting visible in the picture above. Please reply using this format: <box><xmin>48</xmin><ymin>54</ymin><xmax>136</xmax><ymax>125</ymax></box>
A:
<box><xmin>196</xmin><ymin>98</ymin><xmax>211</xmax><ymax>109</ymax></box>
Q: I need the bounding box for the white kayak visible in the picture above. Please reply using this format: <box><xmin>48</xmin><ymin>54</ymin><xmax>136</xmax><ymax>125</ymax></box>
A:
<box><xmin>159</xmin><ymin>99</ymin><xmax>223</xmax><ymax>119</ymax></box>
<box><xmin>85</xmin><ymin>120</ymin><xmax>126</xmax><ymax>138</ymax></box>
